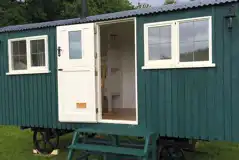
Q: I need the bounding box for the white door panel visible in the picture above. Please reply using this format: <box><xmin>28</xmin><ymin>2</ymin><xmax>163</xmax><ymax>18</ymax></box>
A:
<box><xmin>57</xmin><ymin>23</ymin><xmax>97</xmax><ymax>123</ymax></box>
<box><xmin>58</xmin><ymin>71</ymin><xmax>97</xmax><ymax>122</ymax></box>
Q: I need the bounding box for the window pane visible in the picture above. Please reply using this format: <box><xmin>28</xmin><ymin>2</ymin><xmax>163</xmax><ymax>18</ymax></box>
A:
<box><xmin>31</xmin><ymin>40</ymin><xmax>38</xmax><ymax>53</ymax></box>
<box><xmin>38</xmin><ymin>40</ymin><xmax>45</xmax><ymax>53</ymax></box>
<box><xmin>11</xmin><ymin>40</ymin><xmax>27</xmax><ymax>70</ymax></box>
<box><xmin>194</xmin><ymin>41</ymin><xmax>209</xmax><ymax>61</ymax></box>
<box><xmin>180</xmin><ymin>41</ymin><xmax>209</xmax><ymax>62</ymax></box>
<box><xmin>19</xmin><ymin>40</ymin><xmax>27</xmax><ymax>55</ymax></box>
<box><xmin>179</xmin><ymin>21</ymin><xmax>194</xmax><ymax>42</ymax></box>
<box><xmin>180</xmin><ymin>42</ymin><xmax>194</xmax><ymax>62</ymax></box>
<box><xmin>194</xmin><ymin>19</ymin><xmax>209</xmax><ymax>41</ymax></box>
<box><xmin>12</xmin><ymin>42</ymin><xmax>18</xmax><ymax>55</ymax></box>
<box><xmin>30</xmin><ymin>39</ymin><xmax>45</xmax><ymax>67</ymax></box>
<box><xmin>149</xmin><ymin>43</ymin><xmax>171</xmax><ymax>60</ymax></box>
<box><xmin>148</xmin><ymin>25</ymin><xmax>171</xmax><ymax>60</ymax></box>
<box><xmin>179</xmin><ymin>18</ymin><xmax>209</xmax><ymax>62</ymax></box>
<box><xmin>69</xmin><ymin>31</ymin><xmax>82</xmax><ymax>59</ymax></box>
<box><xmin>13</xmin><ymin>56</ymin><xmax>27</xmax><ymax>70</ymax></box>
<box><xmin>149</xmin><ymin>26</ymin><xmax>171</xmax><ymax>44</ymax></box>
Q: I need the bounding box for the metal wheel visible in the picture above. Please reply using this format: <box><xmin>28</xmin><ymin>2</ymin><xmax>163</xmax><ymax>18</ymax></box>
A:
<box><xmin>86</xmin><ymin>133</ymin><xmax>96</xmax><ymax>138</ymax></box>
<box><xmin>33</xmin><ymin>129</ymin><xmax>59</xmax><ymax>154</ymax></box>
<box><xmin>80</xmin><ymin>132</ymin><xmax>97</xmax><ymax>138</ymax></box>
<box><xmin>158</xmin><ymin>144</ymin><xmax>186</xmax><ymax>160</ymax></box>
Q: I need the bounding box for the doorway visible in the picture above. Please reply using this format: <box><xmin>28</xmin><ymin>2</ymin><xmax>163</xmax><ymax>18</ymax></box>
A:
<box><xmin>56</xmin><ymin>19</ymin><xmax>137</xmax><ymax>124</ymax></box>
<box><xmin>97</xmin><ymin>19</ymin><xmax>137</xmax><ymax>123</ymax></box>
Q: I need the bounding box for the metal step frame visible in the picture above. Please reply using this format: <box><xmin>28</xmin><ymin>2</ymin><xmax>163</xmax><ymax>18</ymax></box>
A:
<box><xmin>67</xmin><ymin>128</ymin><xmax>158</xmax><ymax>160</ymax></box>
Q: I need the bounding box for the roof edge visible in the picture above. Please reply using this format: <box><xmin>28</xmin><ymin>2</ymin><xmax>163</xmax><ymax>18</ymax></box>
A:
<box><xmin>0</xmin><ymin>0</ymin><xmax>238</xmax><ymax>33</ymax></box>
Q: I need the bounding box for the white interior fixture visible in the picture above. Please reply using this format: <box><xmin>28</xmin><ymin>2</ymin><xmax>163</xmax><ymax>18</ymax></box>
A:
<box><xmin>143</xmin><ymin>16</ymin><xmax>215</xmax><ymax>70</ymax></box>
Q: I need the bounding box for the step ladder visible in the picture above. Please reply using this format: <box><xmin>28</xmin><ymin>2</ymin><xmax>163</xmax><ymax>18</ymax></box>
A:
<box><xmin>67</xmin><ymin>128</ymin><xmax>158</xmax><ymax>160</ymax></box>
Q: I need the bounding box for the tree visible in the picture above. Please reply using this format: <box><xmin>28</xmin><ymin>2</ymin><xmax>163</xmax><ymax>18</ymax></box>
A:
<box><xmin>88</xmin><ymin>0</ymin><xmax>134</xmax><ymax>16</ymax></box>
<box><xmin>164</xmin><ymin>0</ymin><xmax>176</xmax><ymax>5</ymax></box>
<box><xmin>0</xmin><ymin>0</ymin><xmax>135</xmax><ymax>27</ymax></box>
<box><xmin>136</xmin><ymin>2</ymin><xmax>151</xmax><ymax>8</ymax></box>
<box><xmin>60</xmin><ymin>0</ymin><xmax>135</xmax><ymax>20</ymax></box>
<box><xmin>0</xmin><ymin>0</ymin><xmax>27</xmax><ymax>27</ymax></box>
<box><xmin>25</xmin><ymin>0</ymin><xmax>66</xmax><ymax>23</ymax></box>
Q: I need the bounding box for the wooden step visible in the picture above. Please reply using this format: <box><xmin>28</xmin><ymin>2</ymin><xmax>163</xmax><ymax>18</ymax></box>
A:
<box><xmin>68</xmin><ymin>144</ymin><xmax>147</xmax><ymax>157</ymax></box>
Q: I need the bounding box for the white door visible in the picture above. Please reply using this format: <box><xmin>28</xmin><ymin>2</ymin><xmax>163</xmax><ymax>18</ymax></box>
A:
<box><xmin>57</xmin><ymin>23</ymin><xmax>97</xmax><ymax>123</ymax></box>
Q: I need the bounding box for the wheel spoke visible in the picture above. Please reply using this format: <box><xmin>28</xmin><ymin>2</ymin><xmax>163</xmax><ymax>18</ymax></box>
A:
<box><xmin>36</xmin><ymin>140</ymin><xmax>44</xmax><ymax>143</ymax></box>
<box><xmin>44</xmin><ymin>141</ymin><xmax>47</xmax><ymax>150</ymax></box>
<box><xmin>48</xmin><ymin>140</ymin><xmax>55</xmax><ymax>149</ymax></box>
<box><xmin>40</xmin><ymin>132</ymin><xmax>45</xmax><ymax>139</ymax></box>
<box><xmin>33</xmin><ymin>130</ymin><xmax>60</xmax><ymax>155</ymax></box>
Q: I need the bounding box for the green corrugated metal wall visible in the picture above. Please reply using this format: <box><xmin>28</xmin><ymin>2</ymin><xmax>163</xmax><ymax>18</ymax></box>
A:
<box><xmin>0</xmin><ymin>28</ymin><xmax>143</xmax><ymax>135</ymax></box>
<box><xmin>137</xmin><ymin>3</ymin><xmax>239</xmax><ymax>142</ymax></box>
<box><xmin>0</xmin><ymin>2</ymin><xmax>239</xmax><ymax>142</ymax></box>
<box><xmin>0</xmin><ymin>28</ymin><xmax>59</xmax><ymax>128</ymax></box>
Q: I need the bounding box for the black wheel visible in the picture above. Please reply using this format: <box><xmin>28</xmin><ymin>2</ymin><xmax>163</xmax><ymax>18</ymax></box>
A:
<box><xmin>80</xmin><ymin>132</ymin><xmax>97</xmax><ymax>138</ymax></box>
<box><xmin>158</xmin><ymin>144</ymin><xmax>186</xmax><ymax>160</ymax></box>
<box><xmin>33</xmin><ymin>129</ymin><xmax>60</xmax><ymax>154</ymax></box>
<box><xmin>86</xmin><ymin>133</ymin><xmax>96</xmax><ymax>138</ymax></box>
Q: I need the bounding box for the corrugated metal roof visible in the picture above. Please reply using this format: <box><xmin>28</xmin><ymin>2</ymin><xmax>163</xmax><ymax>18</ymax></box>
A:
<box><xmin>0</xmin><ymin>0</ymin><xmax>237</xmax><ymax>33</ymax></box>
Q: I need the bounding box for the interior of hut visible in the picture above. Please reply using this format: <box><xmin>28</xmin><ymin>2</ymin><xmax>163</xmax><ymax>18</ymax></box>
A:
<box><xmin>100</xmin><ymin>20</ymin><xmax>137</xmax><ymax>122</ymax></box>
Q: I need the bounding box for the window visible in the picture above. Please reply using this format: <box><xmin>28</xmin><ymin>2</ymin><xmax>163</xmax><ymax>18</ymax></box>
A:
<box><xmin>143</xmin><ymin>16</ymin><xmax>215</xmax><ymax>69</ymax></box>
<box><xmin>11</xmin><ymin>40</ymin><xmax>27</xmax><ymax>70</ymax></box>
<box><xmin>7</xmin><ymin>35</ymin><xmax>49</xmax><ymax>75</ymax></box>
<box><xmin>148</xmin><ymin>25</ymin><xmax>171</xmax><ymax>61</ymax></box>
<box><xmin>179</xmin><ymin>19</ymin><xmax>209</xmax><ymax>62</ymax></box>
<box><xmin>30</xmin><ymin>39</ymin><xmax>46</xmax><ymax>67</ymax></box>
<box><xmin>69</xmin><ymin>31</ymin><xmax>82</xmax><ymax>59</ymax></box>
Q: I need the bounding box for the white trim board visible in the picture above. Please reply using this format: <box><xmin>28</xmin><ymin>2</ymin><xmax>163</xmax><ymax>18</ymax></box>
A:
<box><xmin>96</xmin><ymin>17</ymin><xmax>135</xmax><ymax>26</ymax></box>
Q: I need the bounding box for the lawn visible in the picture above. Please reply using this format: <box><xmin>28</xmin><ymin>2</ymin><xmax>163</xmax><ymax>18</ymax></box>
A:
<box><xmin>0</xmin><ymin>126</ymin><xmax>239</xmax><ymax>160</ymax></box>
<box><xmin>0</xmin><ymin>126</ymin><xmax>70</xmax><ymax>160</ymax></box>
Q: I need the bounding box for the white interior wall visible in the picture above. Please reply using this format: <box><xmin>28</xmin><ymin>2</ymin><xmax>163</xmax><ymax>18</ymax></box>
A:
<box><xmin>100</xmin><ymin>21</ymin><xmax>136</xmax><ymax>109</ymax></box>
<box><xmin>122</xmin><ymin>47</ymin><xmax>136</xmax><ymax>109</ymax></box>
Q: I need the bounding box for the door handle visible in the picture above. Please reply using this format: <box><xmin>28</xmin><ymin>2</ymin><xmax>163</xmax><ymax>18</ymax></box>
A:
<box><xmin>57</xmin><ymin>46</ymin><xmax>62</xmax><ymax>57</ymax></box>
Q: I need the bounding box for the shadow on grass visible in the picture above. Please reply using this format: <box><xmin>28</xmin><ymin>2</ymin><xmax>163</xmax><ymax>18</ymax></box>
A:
<box><xmin>185</xmin><ymin>150</ymin><xmax>213</xmax><ymax>160</ymax></box>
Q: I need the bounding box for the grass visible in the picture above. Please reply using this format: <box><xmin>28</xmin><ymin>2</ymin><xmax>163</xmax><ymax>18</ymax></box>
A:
<box><xmin>185</xmin><ymin>141</ymin><xmax>239</xmax><ymax>160</ymax></box>
<box><xmin>0</xmin><ymin>126</ymin><xmax>103</xmax><ymax>160</ymax></box>
<box><xmin>0</xmin><ymin>126</ymin><xmax>239</xmax><ymax>160</ymax></box>
<box><xmin>0</xmin><ymin>126</ymin><xmax>69</xmax><ymax>160</ymax></box>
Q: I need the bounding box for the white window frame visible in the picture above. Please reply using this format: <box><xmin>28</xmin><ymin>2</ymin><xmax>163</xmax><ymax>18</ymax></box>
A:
<box><xmin>142</xmin><ymin>16</ymin><xmax>216</xmax><ymax>70</ymax></box>
<box><xmin>7</xmin><ymin>35</ymin><xmax>50</xmax><ymax>75</ymax></box>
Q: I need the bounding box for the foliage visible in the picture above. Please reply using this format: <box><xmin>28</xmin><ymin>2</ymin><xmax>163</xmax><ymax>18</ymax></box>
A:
<box><xmin>88</xmin><ymin>0</ymin><xmax>134</xmax><ymax>16</ymax></box>
<box><xmin>0</xmin><ymin>0</ymin><xmax>27</xmax><ymax>27</ymax></box>
<box><xmin>26</xmin><ymin>0</ymin><xmax>66</xmax><ymax>23</ymax></box>
<box><xmin>136</xmin><ymin>2</ymin><xmax>151</xmax><ymax>8</ymax></box>
<box><xmin>0</xmin><ymin>0</ymin><xmax>135</xmax><ymax>27</ymax></box>
<box><xmin>164</xmin><ymin>0</ymin><xmax>176</xmax><ymax>5</ymax></box>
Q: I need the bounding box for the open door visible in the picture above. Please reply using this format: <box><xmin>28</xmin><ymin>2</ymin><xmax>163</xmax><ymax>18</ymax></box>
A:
<box><xmin>57</xmin><ymin>23</ymin><xmax>97</xmax><ymax>123</ymax></box>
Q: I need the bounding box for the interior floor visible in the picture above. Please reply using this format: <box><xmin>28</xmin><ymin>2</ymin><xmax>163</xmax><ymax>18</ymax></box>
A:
<box><xmin>100</xmin><ymin>20</ymin><xmax>136</xmax><ymax>121</ymax></box>
<box><xmin>102</xmin><ymin>108</ymin><xmax>136</xmax><ymax>121</ymax></box>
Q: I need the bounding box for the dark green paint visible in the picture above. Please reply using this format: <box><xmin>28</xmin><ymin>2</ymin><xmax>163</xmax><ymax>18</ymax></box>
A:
<box><xmin>0</xmin><ymin>3</ymin><xmax>239</xmax><ymax>142</ymax></box>
<box><xmin>0</xmin><ymin>28</ymin><xmax>142</xmax><ymax>135</ymax></box>
<box><xmin>137</xmin><ymin>3</ymin><xmax>239</xmax><ymax>142</ymax></box>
